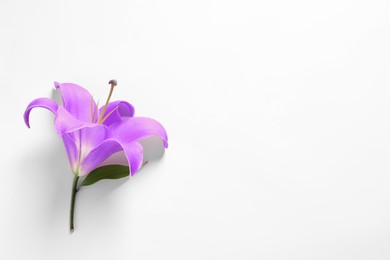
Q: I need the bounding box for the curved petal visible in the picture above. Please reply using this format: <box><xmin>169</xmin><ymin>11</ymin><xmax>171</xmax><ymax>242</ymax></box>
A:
<box><xmin>99</xmin><ymin>100</ymin><xmax>135</xmax><ymax>126</ymax></box>
<box><xmin>57</xmin><ymin>117</ymin><xmax>109</xmax><ymax>175</ymax></box>
<box><xmin>54</xmin><ymin>106</ymin><xmax>97</xmax><ymax>136</ymax></box>
<box><xmin>78</xmin><ymin>126</ymin><xmax>109</xmax><ymax>162</ymax></box>
<box><xmin>121</xmin><ymin>141</ymin><xmax>143</xmax><ymax>176</ymax></box>
<box><xmin>79</xmin><ymin>139</ymin><xmax>143</xmax><ymax>176</ymax></box>
<box><xmin>62</xmin><ymin>133</ymin><xmax>79</xmax><ymax>173</ymax></box>
<box><xmin>109</xmin><ymin>117</ymin><xmax>168</xmax><ymax>148</ymax></box>
<box><xmin>54</xmin><ymin>81</ymin><xmax>96</xmax><ymax>122</ymax></box>
<box><xmin>24</xmin><ymin>98</ymin><xmax>58</xmax><ymax>128</ymax></box>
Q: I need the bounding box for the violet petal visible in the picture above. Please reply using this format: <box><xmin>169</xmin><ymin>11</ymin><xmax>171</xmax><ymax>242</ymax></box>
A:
<box><xmin>99</xmin><ymin>100</ymin><xmax>135</xmax><ymax>126</ymax></box>
<box><xmin>54</xmin><ymin>106</ymin><xmax>97</xmax><ymax>136</ymax></box>
<box><xmin>24</xmin><ymin>98</ymin><xmax>58</xmax><ymax>128</ymax></box>
<box><xmin>109</xmin><ymin>117</ymin><xmax>168</xmax><ymax>148</ymax></box>
<box><xmin>54</xmin><ymin>82</ymin><xmax>96</xmax><ymax>122</ymax></box>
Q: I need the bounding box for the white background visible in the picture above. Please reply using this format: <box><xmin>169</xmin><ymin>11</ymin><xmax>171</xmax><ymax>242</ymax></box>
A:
<box><xmin>1</xmin><ymin>0</ymin><xmax>390</xmax><ymax>259</ymax></box>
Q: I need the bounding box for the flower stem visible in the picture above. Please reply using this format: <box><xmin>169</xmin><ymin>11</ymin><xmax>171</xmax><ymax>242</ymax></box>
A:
<box><xmin>70</xmin><ymin>175</ymin><xmax>79</xmax><ymax>233</ymax></box>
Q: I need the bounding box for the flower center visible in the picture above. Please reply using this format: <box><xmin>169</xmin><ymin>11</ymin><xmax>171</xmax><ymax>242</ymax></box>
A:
<box><xmin>97</xmin><ymin>79</ymin><xmax>117</xmax><ymax>124</ymax></box>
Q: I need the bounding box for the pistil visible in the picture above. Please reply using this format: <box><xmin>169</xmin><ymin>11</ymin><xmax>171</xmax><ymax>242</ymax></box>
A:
<box><xmin>98</xmin><ymin>79</ymin><xmax>117</xmax><ymax>124</ymax></box>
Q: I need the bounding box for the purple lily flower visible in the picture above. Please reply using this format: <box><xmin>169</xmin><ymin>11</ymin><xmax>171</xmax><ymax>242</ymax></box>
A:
<box><xmin>24</xmin><ymin>80</ymin><xmax>168</xmax><ymax>232</ymax></box>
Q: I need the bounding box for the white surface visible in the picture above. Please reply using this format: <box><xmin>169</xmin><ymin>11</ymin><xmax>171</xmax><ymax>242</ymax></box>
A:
<box><xmin>1</xmin><ymin>0</ymin><xmax>390</xmax><ymax>259</ymax></box>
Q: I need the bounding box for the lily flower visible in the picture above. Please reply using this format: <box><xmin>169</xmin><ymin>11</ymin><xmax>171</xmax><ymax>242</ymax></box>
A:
<box><xmin>24</xmin><ymin>80</ymin><xmax>168</xmax><ymax>232</ymax></box>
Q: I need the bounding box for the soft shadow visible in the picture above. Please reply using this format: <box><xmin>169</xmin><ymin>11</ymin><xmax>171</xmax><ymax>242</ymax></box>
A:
<box><xmin>17</xmin><ymin>135</ymin><xmax>71</xmax><ymax>231</ymax></box>
<box><xmin>51</xmin><ymin>88</ymin><xmax>62</xmax><ymax>105</ymax></box>
<box><xmin>139</xmin><ymin>136</ymin><xmax>166</xmax><ymax>163</ymax></box>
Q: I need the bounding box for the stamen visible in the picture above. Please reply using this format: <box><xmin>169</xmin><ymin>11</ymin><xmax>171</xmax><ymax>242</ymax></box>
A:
<box><xmin>101</xmin><ymin>106</ymin><xmax>119</xmax><ymax>123</ymax></box>
<box><xmin>98</xmin><ymin>80</ymin><xmax>117</xmax><ymax>124</ymax></box>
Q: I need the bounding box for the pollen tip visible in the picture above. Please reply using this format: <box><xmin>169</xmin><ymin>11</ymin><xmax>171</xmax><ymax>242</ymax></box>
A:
<box><xmin>108</xmin><ymin>79</ymin><xmax>117</xmax><ymax>87</ymax></box>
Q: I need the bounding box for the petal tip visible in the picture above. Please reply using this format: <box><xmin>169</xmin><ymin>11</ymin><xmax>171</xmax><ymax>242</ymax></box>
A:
<box><xmin>54</xmin><ymin>81</ymin><xmax>61</xmax><ymax>89</ymax></box>
<box><xmin>23</xmin><ymin>113</ymin><xmax>31</xmax><ymax>128</ymax></box>
<box><xmin>24</xmin><ymin>98</ymin><xmax>58</xmax><ymax>130</ymax></box>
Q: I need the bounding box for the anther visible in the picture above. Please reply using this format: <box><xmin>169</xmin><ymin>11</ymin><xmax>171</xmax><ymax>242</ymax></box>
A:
<box><xmin>108</xmin><ymin>79</ymin><xmax>117</xmax><ymax>87</ymax></box>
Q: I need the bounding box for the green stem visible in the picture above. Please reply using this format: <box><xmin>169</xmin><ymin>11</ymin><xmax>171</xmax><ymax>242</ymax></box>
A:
<box><xmin>70</xmin><ymin>175</ymin><xmax>79</xmax><ymax>233</ymax></box>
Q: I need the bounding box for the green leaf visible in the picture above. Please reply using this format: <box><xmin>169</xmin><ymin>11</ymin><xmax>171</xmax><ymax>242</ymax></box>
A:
<box><xmin>81</xmin><ymin>165</ymin><xmax>130</xmax><ymax>186</ymax></box>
